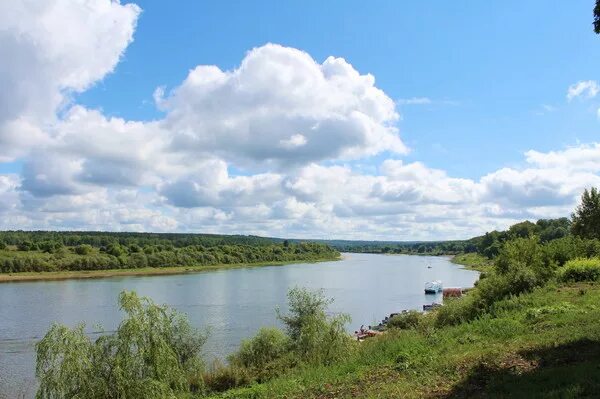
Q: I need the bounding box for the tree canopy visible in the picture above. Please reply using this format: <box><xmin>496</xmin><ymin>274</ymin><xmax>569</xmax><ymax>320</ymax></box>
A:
<box><xmin>572</xmin><ymin>187</ymin><xmax>600</xmax><ymax>239</ymax></box>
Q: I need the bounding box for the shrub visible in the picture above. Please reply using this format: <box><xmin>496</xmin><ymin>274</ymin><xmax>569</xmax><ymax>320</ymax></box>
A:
<box><xmin>495</xmin><ymin>237</ymin><xmax>549</xmax><ymax>279</ymax></box>
<box><xmin>435</xmin><ymin>294</ymin><xmax>481</xmax><ymax>327</ymax></box>
<box><xmin>203</xmin><ymin>360</ymin><xmax>251</xmax><ymax>393</ymax></box>
<box><xmin>435</xmin><ymin>268</ymin><xmax>539</xmax><ymax>327</ymax></box>
<box><xmin>387</xmin><ymin>311</ymin><xmax>422</xmax><ymax>330</ymax></box>
<box><xmin>558</xmin><ymin>258</ymin><xmax>600</xmax><ymax>282</ymax></box>
<box><xmin>229</xmin><ymin>327</ymin><xmax>290</xmax><ymax>371</ymax></box>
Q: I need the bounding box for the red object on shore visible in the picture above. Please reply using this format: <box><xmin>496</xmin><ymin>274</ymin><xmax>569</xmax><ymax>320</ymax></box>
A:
<box><xmin>443</xmin><ymin>288</ymin><xmax>462</xmax><ymax>298</ymax></box>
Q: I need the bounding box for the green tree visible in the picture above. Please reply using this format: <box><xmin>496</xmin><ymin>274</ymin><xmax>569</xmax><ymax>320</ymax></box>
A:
<box><xmin>35</xmin><ymin>291</ymin><xmax>207</xmax><ymax>398</ymax></box>
<box><xmin>105</xmin><ymin>243</ymin><xmax>125</xmax><ymax>257</ymax></box>
<box><xmin>74</xmin><ymin>244</ymin><xmax>93</xmax><ymax>255</ymax></box>
<box><xmin>277</xmin><ymin>287</ymin><xmax>352</xmax><ymax>365</ymax></box>
<box><xmin>508</xmin><ymin>221</ymin><xmax>537</xmax><ymax>239</ymax></box>
<box><xmin>572</xmin><ymin>188</ymin><xmax>600</xmax><ymax>239</ymax></box>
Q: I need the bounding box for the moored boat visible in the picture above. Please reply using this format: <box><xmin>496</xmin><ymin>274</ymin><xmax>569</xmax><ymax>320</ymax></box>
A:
<box><xmin>424</xmin><ymin>280</ymin><xmax>443</xmax><ymax>294</ymax></box>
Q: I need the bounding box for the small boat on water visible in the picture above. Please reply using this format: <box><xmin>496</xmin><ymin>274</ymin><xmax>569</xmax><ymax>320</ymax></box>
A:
<box><xmin>424</xmin><ymin>280</ymin><xmax>443</xmax><ymax>294</ymax></box>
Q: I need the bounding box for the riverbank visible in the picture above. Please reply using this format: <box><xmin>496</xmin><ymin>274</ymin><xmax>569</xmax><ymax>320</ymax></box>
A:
<box><xmin>208</xmin><ymin>281</ymin><xmax>600</xmax><ymax>398</ymax></box>
<box><xmin>0</xmin><ymin>254</ymin><xmax>341</xmax><ymax>283</ymax></box>
<box><xmin>451</xmin><ymin>252</ymin><xmax>494</xmax><ymax>273</ymax></box>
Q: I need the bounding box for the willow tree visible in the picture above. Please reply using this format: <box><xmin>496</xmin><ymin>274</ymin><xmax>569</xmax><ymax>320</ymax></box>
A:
<box><xmin>35</xmin><ymin>291</ymin><xmax>207</xmax><ymax>399</ymax></box>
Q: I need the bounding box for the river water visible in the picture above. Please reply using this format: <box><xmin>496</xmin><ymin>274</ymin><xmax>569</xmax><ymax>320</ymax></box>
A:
<box><xmin>0</xmin><ymin>253</ymin><xmax>478</xmax><ymax>398</ymax></box>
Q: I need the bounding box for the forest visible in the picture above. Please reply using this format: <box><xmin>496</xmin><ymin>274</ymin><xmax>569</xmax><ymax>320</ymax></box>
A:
<box><xmin>0</xmin><ymin>231</ymin><xmax>338</xmax><ymax>273</ymax></box>
<box><xmin>322</xmin><ymin>217</ymin><xmax>571</xmax><ymax>256</ymax></box>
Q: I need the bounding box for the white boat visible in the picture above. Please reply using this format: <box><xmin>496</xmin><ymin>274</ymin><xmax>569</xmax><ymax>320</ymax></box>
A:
<box><xmin>424</xmin><ymin>280</ymin><xmax>443</xmax><ymax>294</ymax></box>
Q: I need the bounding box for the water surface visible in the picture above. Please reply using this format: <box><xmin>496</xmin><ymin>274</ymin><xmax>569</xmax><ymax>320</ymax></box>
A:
<box><xmin>0</xmin><ymin>253</ymin><xmax>478</xmax><ymax>398</ymax></box>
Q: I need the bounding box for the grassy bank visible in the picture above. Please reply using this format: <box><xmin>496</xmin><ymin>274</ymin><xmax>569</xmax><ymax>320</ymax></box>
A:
<box><xmin>451</xmin><ymin>252</ymin><xmax>494</xmax><ymax>273</ymax></box>
<box><xmin>0</xmin><ymin>254</ymin><xmax>341</xmax><ymax>283</ymax></box>
<box><xmin>208</xmin><ymin>281</ymin><xmax>600</xmax><ymax>398</ymax></box>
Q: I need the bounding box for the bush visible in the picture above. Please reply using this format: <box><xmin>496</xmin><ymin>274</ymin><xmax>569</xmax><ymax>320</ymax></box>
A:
<box><xmin>435</xmin><ymin>294</ymin><xmax>481</xmax><ymax>327</ymax></box>
<box><xmin>495</xmin><ymin>237</ymin><xmax>550</xmax><ymax>279</ymax></box>
<box><xmin>387</xmin><ymin>311</ymin><xmax>422</xmax><ymax>330</ymax></box>
<box><xmin>435</xmin><ymin>268</ymin><xmax>539</xmax><ymax>327</ymax></box>
<box><xmin>229</xmin><ymin>327</ymin><xmax>290</xmax><ymax>370</ymax></box>
<box><xmin>203</xmin><ymin>360</ymin><xmax>251</xmax><ymax>393</ymax></box>
<box><xmin>558</xmin><ymin>258</ymin><xmax>600</xmax><ymax>282</ymax></box>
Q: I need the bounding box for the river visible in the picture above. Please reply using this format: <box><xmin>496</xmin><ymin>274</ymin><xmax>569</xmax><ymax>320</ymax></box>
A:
<box><xmin>0</xmin><ymin>253</ymin><xmax>478</xmax><ymax>398</ymax></box>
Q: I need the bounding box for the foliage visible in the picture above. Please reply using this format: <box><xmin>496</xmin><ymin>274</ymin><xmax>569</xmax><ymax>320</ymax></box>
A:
<box><xmin>572</xmin><ymin>187</ymin><xmax>600</xmax><ymax>239</ymax></box>
<box><xmin>451</xmin><ymin>253</ymin><xmax>494</xmax><ymax>273</ymax></box>
<box><xmin>558</xmin><ymin>258</ymin><xmax>600</xmax><ymax>282</ymax></box>
<box><xmin>74</xmin><ymin>244</ymin><xmax>93</xmax><ymax>255</ymax></box>
<box><xmin>229</xmin><ymin>327</ymin><xmax>291</xmax><ymax>371</ymax></box>
<box><xmin>387</xmin><ymin>311</ymin><xmax>422</xmax><ymax>330</ymax></box>
<box><xmin>475</xmin><ymin>218</ymin><xmax>570</xmax><ymax>259</ymax></box>
<box><xmin>204</xmin><ymin>288</ymin><xmax>354</xmax><ymax>393</ymax></box>
<box><xmin>277</xmin><ymin>287</ymin><xmax>353</xmax><ymax>366</ymax></box>
<box><xmin>36</xmin><ymin>291</ymin><xmax>207</xmax><ymax>399</ymax></box>
<box><xmin>203</xmin><ymin>361</ymin><xmax>251</xmax><ymax>393</ymax></box>
<box><xmin>436</xmin><ymin>238</ymin><xmax>550</xmax><ymax>327</ymax></box>
<box><xmin>0</xmin><ymin>235</ymin><xmax>339</xmax><ymax>274</ymax></box>
<box><xmin>326</xmin><ymin>216</ymin><xmax>570</xmax><ymax>258</ymax></box>
<box><xmin>227</xmin><ymin>328</ymin><xmax>293</xmax><ymax>383</ymax></box>
<box><xmin>496</xmin><ymin>237</ymin><xmax>553</xmax><ymax>282</ymax></box>
<box><xmin>207</xmin><ymin>283</ymin><xmax>600</xmax><ymax>398</ymax></box>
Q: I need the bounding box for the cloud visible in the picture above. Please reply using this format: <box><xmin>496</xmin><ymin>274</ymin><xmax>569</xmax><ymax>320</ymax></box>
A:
<box><xmin>157</xmin><ymin>43</ymin><xmax>406</xmax><ymax>168</ymax></box>
<box><xmin>0</xmin><ymin>0</ymin><xmax>140</xmax><ymax>160</ymax></box>
<box><xmin>1</xmin><ymin>2</ymin><xmax>599</xmax><ymax>240</ymax></box>
<box><xmin>567</xmin><ymin>80</ymin><xmax>600</xmax><ymax>101</ymax></box>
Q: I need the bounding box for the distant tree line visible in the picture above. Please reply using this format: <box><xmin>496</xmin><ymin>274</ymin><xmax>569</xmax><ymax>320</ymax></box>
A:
<box><xmin>324</xmin><ymin>215</ymin><xmax>592</xmax><ymax>261</ymax></box>
<box><xmin>0</xmin><ymin>230</ymin><xmax>279</xmax><ymax>250</ymax></box>
<box><xmin>328</xmin><ymin>239</ymin><xmax>473</xmax><ymax>255</ymax></box>
<box><xmin>0</xmin><ymin>231</ymin><xmax>339</xmax><ymax>273</ymax></box>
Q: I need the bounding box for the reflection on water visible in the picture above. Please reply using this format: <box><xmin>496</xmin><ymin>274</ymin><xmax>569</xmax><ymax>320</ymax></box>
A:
<box><xmin>0</xmin><ymin>253</ymin><xmax>478</xmax><ymax>398</ymax></box>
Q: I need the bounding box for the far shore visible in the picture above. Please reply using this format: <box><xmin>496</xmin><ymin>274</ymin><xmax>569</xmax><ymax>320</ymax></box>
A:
<box><xmin>0</xmin><ymin>255</ymin><xmax>342</xmax><ymax>284</ymax></box>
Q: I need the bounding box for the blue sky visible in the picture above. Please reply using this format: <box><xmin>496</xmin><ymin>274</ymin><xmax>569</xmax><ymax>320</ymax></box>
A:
<box><xmin>77</xmin><ymin>0</ymin><xmax>600</xmax><ymax>178</ymax></box>
<box><xmin>0</xmin><ymin>1</ymin><xmax>599</xmax><ymax>240</ymax></box>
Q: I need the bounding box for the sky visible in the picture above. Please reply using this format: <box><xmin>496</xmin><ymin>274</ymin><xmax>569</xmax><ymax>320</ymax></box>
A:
<box><xmin>0</xmin><ymin>0</ymin><xmax>599</xmax><ymax>240</ymax></box>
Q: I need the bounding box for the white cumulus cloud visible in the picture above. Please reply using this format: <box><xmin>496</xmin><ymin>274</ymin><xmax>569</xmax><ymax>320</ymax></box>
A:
<box><xmin>157</xmin><ymin>43</ymin><xmax>406</xmax><ymax>168</ymax></box>
<box><xmin>0</xmin><ymin>0</ymin><xmax>140</xmax><ymax>161</ymax></box>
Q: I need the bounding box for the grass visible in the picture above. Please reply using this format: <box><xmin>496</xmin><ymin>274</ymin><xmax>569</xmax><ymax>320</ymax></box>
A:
<box><xmin>451</xmin><ymin>253</ymin><xmax>494</xmax><ymax>273</ymax></box>
<box><xmin>207</xmin><ymin>282</ymin><xmax>600</xmax><ymax>398</ymax></box>
<box><xmin>0</xmin><ymin>254</ymin><xmax>341</xmax><ymax>283</ymax></box>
